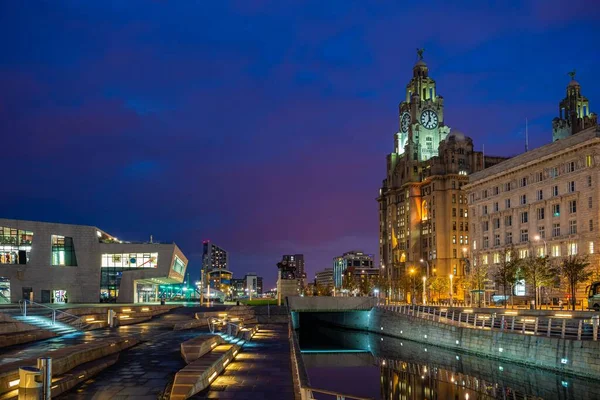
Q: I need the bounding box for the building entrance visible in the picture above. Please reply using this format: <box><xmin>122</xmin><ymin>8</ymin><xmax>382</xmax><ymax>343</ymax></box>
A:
<box><xmin>136</xmin><ymin>283</ymin><xmax>158</xmax><ymax>303</ymax></box>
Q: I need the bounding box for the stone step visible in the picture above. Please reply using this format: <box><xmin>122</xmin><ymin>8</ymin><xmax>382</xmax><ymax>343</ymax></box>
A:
<box><xmin>180</xmin><ymin>334</ymin><xmax>224</xmax><ymax>364</ymax></box>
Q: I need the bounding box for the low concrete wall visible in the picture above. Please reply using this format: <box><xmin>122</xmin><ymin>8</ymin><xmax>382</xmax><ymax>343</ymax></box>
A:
<box><xmin>287</xmin><ymin>296</ymin><xmax>378</xmax><ymax>312</ymax></box>
<box><xmin>308</xmin><ymin>307</ymin><xmax>600</xmax><ymax>380</ymax></box>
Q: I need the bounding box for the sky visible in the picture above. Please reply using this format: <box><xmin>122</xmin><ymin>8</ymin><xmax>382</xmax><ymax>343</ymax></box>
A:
<box><xmin>1</xmin><ymin>1</ymin><xmax>599</xmax><ymax>289</ymax></box>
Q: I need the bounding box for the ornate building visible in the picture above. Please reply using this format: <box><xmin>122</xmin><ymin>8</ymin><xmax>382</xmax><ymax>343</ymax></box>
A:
<box><xmin>466</xmin><ymin>75</ymin><xmax>599</xmax><ymax>307</ymax></box>
<box><xmin>552</xmin><ymin>71</ymin><xmax>598</xmax><ymax>142</ymax></box>
<box><xmin>378</xmin><ymin>51</ymin><xmax>505</xmax><ymax>302</ymax></box>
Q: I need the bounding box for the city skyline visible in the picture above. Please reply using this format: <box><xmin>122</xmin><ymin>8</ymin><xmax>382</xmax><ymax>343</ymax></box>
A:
<box><xmin>1</xmin><ymin>2</ymin><xmax>600</xmax><ymax>288</ymax></box>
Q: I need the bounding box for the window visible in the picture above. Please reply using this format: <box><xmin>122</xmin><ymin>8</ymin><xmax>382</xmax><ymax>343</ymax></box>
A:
<box><xmin>536</xmin><ymin>172</ymin><xmax>543</xmax><ymax>182</ymax></box>
<box><xmin>569</xmin><ymin>200</ymin><xmax>577</xmax><ymax>214</ymax></box>
<box><xmin>463</xmin><ymin>209</ymin><xmax>468</xmax><ymax>218</ymax></box>
<box><xmin>505</xmin><ymin>199</ymin><xmax>511</xmax><ymax>209</ymax></box>
<box><xmin>0</xmin><ymin>227</ymin><xmax>33</xmax><ymax>265</ymax></box>
<box><xmin>493</xmin><ymin>218</ymin><xmax>500</xmax><ymax>229</ymax></box>
<box><xmin>493</xmin><ymin>253</ymin><xmax>500</xmax><ymax>263</ymax></box>
<box><xmin>483</xmin><ymin>221</ymin><xmax>489</xmax><ymax>231</ymax></box>
<box><xmin>567</xmin><ymin>181</ymin><xmax>575</xmax><ymax>193</ymax></box>
<box><xmin>566</xmin><ymin>161</ymin><xmax>575</xmax><ymax>173</ymax></box>
<box><xmin>590</xmin><ymin>220</ymin><xmax>594</xmax><ymax>232</ymax></box>
<box><xmin>589</xmin><ymin>197</ymin><xmax>593</xmax><ymax>209</ymax></box>
<box><xmin>521</xmin><ymin>177</ymin><xmax>528</xmax><ymax>187</ymax></box>
<box><xmin>453</xmin><ymin>221</ymin><xmax>457</xmax><ymax>231</ymax></box>
<box><xmin>101</xmin><ymin>253</ymin><xmax>158</xmax><ymax>268</ymax></box>
<box><xmin>519</xmin><ymin>249</ymin><xmax>529</xmax><ymax>259</ymax></box>
<box><xmin>520</xmin><ymin>194</ymin><xmax>527</xmax><ymax>205</ymax></box>
<box><xmin>551</xmin><ymin>244</ymin><xmax>561</xmax><ymax>257</ymax></box>
<box><xmin>506</xmin><ymin>232</ymin><xmax>513</xmax><ymax>244</ymax></box>
<box><xmin>520</xmin><ymin>229</ymin><xmax>528</xmax><ymax>243</ymax></box>
<box><xmin>494</xmin><ymin>234</ymin><xmax>500</xmax><ymax>246</ymax></box>
<box><xmin>537</xmin><ymin>207</ymin><xmax>545</xmax><ymax>220</ymax></box>
<box><xmin>483</xmin><ymin>205</ymin><xmax>488</xmax><ymax>215</ymax></box>
<box><xmin>172</xmin><ymin>256</ymin><xmax>186</xmax><ymax>274</ymax></box>
<box><xmin>452</xmin><ymin>235</ymin><xmax>457</xmax><ymax>244</ymax></box>
<box><xmin>521</xmin><ymin>212</ymin><xmax>528</xmax><ymax>223</ymax></box>
<box><xmin>452</xmin><ymin>194</ymin><xmax>456</xmax><ymax>204</ymax></box>
<box><xmin>590</xmin><ymin>242</ymin><xmax>594</xmax><ymax>254</ymax></box>
<box><xmin>482</xmin><ymin>254</ymin><xmax>489</xmax><ymax>265</ymax></box>
<box><xmin>552</xmin><ymin>185</ymin><xmax>558</xmax><ymax>197</ymax></box>
<box><xmin>552</xmin><ymin>204</ymin><xmax>560</xmax><ymax>217</ymax></box>
<box><xmin>483</xmin><ymin>189</ymin><xmax>488</xmax><ymax>199</ymax></box>
<box><xmin>569</xmin><ymin>220</ymin><xmax>577</xmax><ymax>235</ymax></box>
<box><xmin>538</xmin><ymin>226</ymin><xmax>545</xmax><ymax>239</ymax></box>
<box><xmin>504</xmin><ymin>182</ymin><xmax>511</xmax><ymax>192</ymax></box>
<box><xmin>587</xmin><ymin>155</ymin><xmax>593</xmax><ymax>167</ymax></box>
<box><xmin>504</xmin><ymin>215</ymin><xmax>512</xmax><ymax>227</ymax></box>
<box><xmin>483</xmin><ymin>236</ymin><xmax>489</xmax><ymax>249</ymax></box>
<box><xmin>588</xmin><ymin>176</ymin><xmax>592</xmax><ymax>187</ymax></box>
<box><xmin>568</xmin><ymin>242</ymin><xmax>578</xmax><ymax>256</ymax></box>
<box><xmin>453</xmin><ymin>249</ymin><xmax>457</xmax><ymax>258</ymax></box>
<box><xmin>493</xmin><ymin>202</ymin><xmax>499</xmax><ymax>212</ymax></box>
<box><xmin>550</xmin><ymin>167</ymin><xmax>559</xmax><ymax>178</ymax></box>
<box><xmin>51</xmin><ymin>235</ymin><xmax>77</xmax><ymax>266</ymax></box>
<box><xmin>537</xmin><ymin>189</ymin><xmax>543</xmax><ymax>201</ymax></box>
<box><xmin>452</xmin><ymin>208</ymin><xmax>457</xmax><ymax>217</ymax></box>
<box><xmin>552</xmin><ymin>223</ymin><xmax>561</xmax><ymax>237</ymax></box>
<box><xmin>493</xmin><ymin>186</ymin><xmax>499</xmax><ymax>195</ymax></box>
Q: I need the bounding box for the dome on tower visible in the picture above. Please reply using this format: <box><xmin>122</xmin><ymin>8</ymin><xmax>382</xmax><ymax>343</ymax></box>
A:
<box><xmin>448</xmin><ymin>130</ymin><xmax>466</xmax><ymax>141</ymax></box>
<box><xmin>568</xmin><ymin>79</ymin><xmax>580</xmax><ymax>87</ymax></box>
<box><xmin>414</xmin><ymin>59</ymin><xmax>427</xmax><ymax>68</ymax></box>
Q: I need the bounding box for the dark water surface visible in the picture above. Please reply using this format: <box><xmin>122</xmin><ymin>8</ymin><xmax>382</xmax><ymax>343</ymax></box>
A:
<box><xmin>298</xmin><ymin>325</ymin><xmax>600</xmax><ymax>400</ymax></box>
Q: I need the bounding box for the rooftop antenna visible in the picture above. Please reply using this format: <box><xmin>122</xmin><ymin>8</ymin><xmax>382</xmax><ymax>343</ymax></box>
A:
<box><xmin>525</xmin><ymin>118</ymin><xmax>529</xmax><ymax>152</ymax></box>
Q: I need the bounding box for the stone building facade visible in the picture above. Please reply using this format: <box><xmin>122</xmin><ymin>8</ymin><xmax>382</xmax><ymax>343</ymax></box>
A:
<box><xmin>466</xmin><ymin>78</ymin><xmax>599</xmax><ymax>305</ymax></box>
<box><xmin>378</xmin><ymin>52</ymin><xmax>506</xmax><ymax>301</ymax></box>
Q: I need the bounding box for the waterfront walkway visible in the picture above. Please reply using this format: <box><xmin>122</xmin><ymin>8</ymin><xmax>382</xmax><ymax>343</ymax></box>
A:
<box><xmin>191</xmin><ymin>324</ymin><xmax>295</xmax><ymax>400</ymax></box>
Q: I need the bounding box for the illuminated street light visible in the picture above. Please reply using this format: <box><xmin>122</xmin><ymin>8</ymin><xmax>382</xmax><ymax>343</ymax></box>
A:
<box><xmin>449</xmin><ymin>274</ymin><xmax>454</xmax><ymax>307</ymax></box>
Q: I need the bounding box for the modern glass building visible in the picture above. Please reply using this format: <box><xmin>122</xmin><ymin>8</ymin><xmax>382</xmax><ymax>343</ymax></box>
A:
<box><xmin>0</xmin><ymin>219</ymin><xmax>188</xmax><ymax>303</ymax></box>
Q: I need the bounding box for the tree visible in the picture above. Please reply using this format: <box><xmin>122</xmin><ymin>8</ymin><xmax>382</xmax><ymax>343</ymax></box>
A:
<box><xmin>467</xmin><ymin>253</ymin><xmax>490</xmax><ymax>307</ymax></box>
<box><xmin>316</xmin><ymin>283</ymin><xmax>333</xmax><ymax>296</ymax></box>
<box><xmin>359</xmin><ymin>277</ymin><xmax>373</xmax><ymax>296</ymax></box>
<box><xmin>558</xmin><ymin>255</ymin><xmax>592</xmax><ymax>311</ymax></box>
<box><xmin>342</xmin><ymin>271</ymin><xmax>358</xmax><ymax>296</ymax></box>
<box><xmin>522</xmin><ymin>255</ymin><xmax>554</xmax><ymax>309</ymax></box>
<box><xmin>493</xmin><ymin>246</ymin><xmax>521</xmax><ymax>308</ymax></box>
<box><xmin>429</xmin><ymin>276</ymin><xmax>449</xmax><ymax>302</ymax></box>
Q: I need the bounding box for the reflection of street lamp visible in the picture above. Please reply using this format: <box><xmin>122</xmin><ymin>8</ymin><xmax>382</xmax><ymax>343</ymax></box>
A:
<box><xmin>420</xmin><ymin>259</ymin><xmax>430</xmax><ymax>304</ymax></box>
<box><xmin>409</xmin><ymin>268</ymin><xmax>416</xmax><ymax>304</ymax></box>
<box><xmin>449</xmin><ymin>274</ymin><xmax>454</xmax><ymax>307</ymax></box>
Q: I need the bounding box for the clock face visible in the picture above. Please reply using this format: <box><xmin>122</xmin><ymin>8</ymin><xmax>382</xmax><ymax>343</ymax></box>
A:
<box><xmin>400</xmin><ymin>112</ymin><xmax>411</xmax><ymax>133</ymax></box>
<box><xmin>420</xmin><ymin>110</ymin><xmax>439</xmax><ymax>129</ymax></box>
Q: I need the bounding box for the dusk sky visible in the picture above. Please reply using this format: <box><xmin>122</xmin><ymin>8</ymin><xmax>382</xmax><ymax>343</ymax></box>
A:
<box><xmin>1</xmin><ymin>1</ymin><xmax>599</xmax><ymax>288</ymax></box>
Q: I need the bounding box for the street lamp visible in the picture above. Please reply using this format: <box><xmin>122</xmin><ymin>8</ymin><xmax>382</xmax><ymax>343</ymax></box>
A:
<box><xmin>449</xmin><ymin>274</ymin><xmax>454</xmax><ymax>307</ymax></box>
<box><xmin>419</xmin><ymin>259</ymin><xmax>430</xmax><ymax>304</ymax></box>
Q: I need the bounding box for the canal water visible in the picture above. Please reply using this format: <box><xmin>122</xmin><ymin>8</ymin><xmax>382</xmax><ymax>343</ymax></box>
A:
<box><xmin>298</xmin><ymin>324</ymin><xmax>600</xmax><ymax>399</ymax></box>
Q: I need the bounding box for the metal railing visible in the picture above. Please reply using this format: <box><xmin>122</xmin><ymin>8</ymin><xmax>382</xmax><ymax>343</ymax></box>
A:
<box><xmin>18</xmin><ymin>299</ymin><xmax>84</xmax><ymax>330</ymax></box>
<box><xmin>207</xmin><ymin>317</ymin><xmax>244</xmax><ymax>337</ymax></box>
<box><xmin>377</xmin><ymin>304</ymin><xmax>600</xmax><ymax>341</ymax></box>
<box><xmin>288</xmin><ymin>320</ymin><xmax>374</xmax><ymax>400</ymax></box>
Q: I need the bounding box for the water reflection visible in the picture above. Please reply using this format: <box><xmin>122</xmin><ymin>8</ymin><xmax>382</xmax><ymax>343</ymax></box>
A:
<box><xmin>299</xmin><ymin>325</ymin><xmax>599</xmax><ymax>400</ymax></box>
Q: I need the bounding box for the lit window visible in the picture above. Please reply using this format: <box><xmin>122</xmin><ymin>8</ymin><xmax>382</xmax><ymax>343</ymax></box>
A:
<box><xmin>590</xmin><ymin>242</ymin><xmax>594</xmax><ymax>254</ymax></box>
<box><xmin>51</xmin><ymin>235</ymin><xmax>77</xmax><ymax>266</ymax></box>
<box><xmin>551</xmin><ymin>245</ymin><xmax>561</xmax><ymax>257</ymax></box>
<box><xmin>568</xmin><ymin>242</ymin><xmax>578</xmax><ymax>256</ymax></box>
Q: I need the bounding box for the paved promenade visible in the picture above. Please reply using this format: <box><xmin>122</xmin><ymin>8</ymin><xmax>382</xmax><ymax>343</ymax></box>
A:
<box><xmin>191</xmin><ymin>324</ymin><xmax>295</xmax><ymax>400</ymax></box>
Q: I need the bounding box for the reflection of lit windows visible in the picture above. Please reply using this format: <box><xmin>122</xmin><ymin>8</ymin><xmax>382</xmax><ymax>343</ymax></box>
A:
<box><xmin>590</xmin><ymin>242</ymin><xmax>594</xmax><ymax>254</ymax></box>
<box><xmin>52</xmin><ymin>235</ymin><xmax>77</xmax><ymax>266</ymax></box>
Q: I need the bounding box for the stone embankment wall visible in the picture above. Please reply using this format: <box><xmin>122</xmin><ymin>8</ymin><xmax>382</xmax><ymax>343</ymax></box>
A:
<box><xmin>309</xmin><ymin>307</ymin><xmax>600</xmax><ymax>380</ymax></box>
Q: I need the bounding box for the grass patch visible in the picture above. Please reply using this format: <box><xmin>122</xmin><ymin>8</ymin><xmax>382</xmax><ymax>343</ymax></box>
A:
<box><xmin>239</xmin><ymin>299</ymin><xmax>278</xmax><ymax>306</ymax></box>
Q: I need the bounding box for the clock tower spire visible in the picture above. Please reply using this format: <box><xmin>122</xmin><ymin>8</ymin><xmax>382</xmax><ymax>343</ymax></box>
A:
<box><xmin>395</xmin><ymin>49</ymin><xmax>450</xmax><ymax>161</ymax></box>
<box><xmin>552</xmin><ymin>70</ymin><xmax>597</xmax><ymax>141</ymax></box>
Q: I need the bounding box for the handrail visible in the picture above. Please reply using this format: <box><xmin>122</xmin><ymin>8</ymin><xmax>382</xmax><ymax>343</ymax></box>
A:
<box><xmin>18</xmin><ymin>299</ymin><xmax>84</xmax><ymax>330</ymax></box>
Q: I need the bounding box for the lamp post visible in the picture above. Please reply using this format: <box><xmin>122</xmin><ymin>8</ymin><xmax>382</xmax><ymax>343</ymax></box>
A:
<box><xmin>419</xmin><ymin>259</ymin><xmax>430</xmax><ymax>304</ymax></box>
<box><xmin>449</xmin><ymin>274</ymin><xmax>454</xmax><ymax>307</ymax></box>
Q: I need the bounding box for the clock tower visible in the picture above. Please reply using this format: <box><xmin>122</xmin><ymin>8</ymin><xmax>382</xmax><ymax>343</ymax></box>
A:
<box><xmin>396</xmin><ymin>49</ymin><xmax>450</xmax><ymax>161</ymax></box>
<box><xmin>552</xmin><ymin>70</ymin><xmax>597</xmax><ymax>142</ymax></box>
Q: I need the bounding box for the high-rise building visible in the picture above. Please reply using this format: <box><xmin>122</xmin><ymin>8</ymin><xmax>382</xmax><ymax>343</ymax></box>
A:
<box><xmin>466</xmin><ymin>75</ymin><xmax>599</xmax><ymax>306</ymax></box>
<box><xmin>377</xmin><ymin>50</ymin><xmax>506</xmax><ymax>301</ymax></box>
<box><xmin>333</xmin><ymin>251</ymin><xmax>373</xmax><ymax>288</ymax></box>
<box><xmin>202</xmin><ymin>240</ymin><xmax>228</xmax><ymax>272</ymax></box>
<box><xmin>282</xmin><ymin>254</ymin><xmax>305</xmax><ymax>286</ymax></box>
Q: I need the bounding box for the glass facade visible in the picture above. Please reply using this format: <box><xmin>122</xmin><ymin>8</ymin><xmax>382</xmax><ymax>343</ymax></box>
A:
<box><xmin>172</xmin><ymin>256</ymin><xmax>185</xmax><ymax>274</ymax></box>
<box><xmin>101</xmin><ymin>253</ymin><xmax>158</xmax><ymax>268</ymax></box>
<box><xmin>0</xmin><ymin>227</ymin><xmax>33</xmax><ymax>265</ymax></box>
<box><xmin>51</xmin><ymin>235</ymin><xmax>77</xmax><ymax>266</ymax></box>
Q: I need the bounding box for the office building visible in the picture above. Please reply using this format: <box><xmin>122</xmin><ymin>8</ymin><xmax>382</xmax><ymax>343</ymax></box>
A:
<box><xmin>333</xmin><ymin>251</ymin><xmax>374</xmax><ymax>288</ymax></box>
<box><xmin>466</xmin><ymin>75</ymin><xmax>599</xmax><ymax>305</ymax></box>
<box><xmin>282</xmin><ymin>254</ymin><xmax>306</xmax><ymax>287</ymax></box>
<box><xmin>377</xmin><ymin>51</ymin><xmax>506</xmax><ymax>301</ymax></box>
<box><xmin>0</xmin><ymin>219</ymin><xmax>188</xmax><ymax>303</ymax></box>
<box><xmin>315</xmin><ymin>268</ymin><xmax>334</xmax><ymax>288</ymax></box>
<box><xmin>202</xmin><ymin>240</ymin><xmax>228</xmax><ymax>272</ymax></box>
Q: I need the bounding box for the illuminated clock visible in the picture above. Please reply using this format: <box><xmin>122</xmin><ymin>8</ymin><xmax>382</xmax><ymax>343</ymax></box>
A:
<box><xmin>420</xmin><ymin>110</ymin><xmax>438</xmax><ymax>129</ymax></box>
<box><xmin>400</xmin><ymin>112</ymin><xmax>411</xmax><ymax>133</ymax></box>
